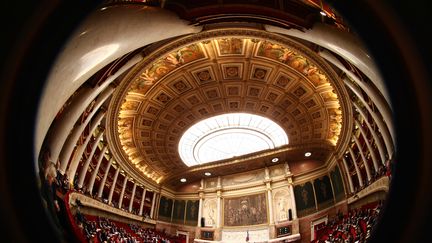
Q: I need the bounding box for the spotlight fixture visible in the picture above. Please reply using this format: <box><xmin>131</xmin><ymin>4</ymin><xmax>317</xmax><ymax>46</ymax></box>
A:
<box><xmin>320</xmin><ymin>11</ymin><xmax>327</xmax><ymax>16</ymax></box>
<box><xmin>180</xmin><ymin>178</ymin><xmax>187</xmax><ymax>182</ymax></box>
<box><xmin>271</xmin><ymin>157</ymin><xmax>279</xmax><ymax>163</ymax></box>
<box><xmin>204</xmin><ymin>172</ymin><xmax>211</xmax><ymax>176</ymax></box>
<box><xmin>305</xmin><ymin>152</ymin><xmax>312</xmax><ymax>157</ymax></box>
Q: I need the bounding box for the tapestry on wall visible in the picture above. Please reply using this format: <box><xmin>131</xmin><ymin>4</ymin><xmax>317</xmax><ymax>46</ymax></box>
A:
<box><xmin>172</xmin><ymin>200</ymin><xmax>186</xmax><ymax>224</ymax></box>
<box><xmin>314</xmin><ymin>175</ymin><xmax>334</xmax><ymax>210</ymax></box>
<box><xmin>158</xmin><ymin>196</ymin><xmax>173</xmax><ymax>222</ymax></box>
<box><xmin>185</xmin><ymin>200</ymin><xmax>199</xmax><ymax>226</ymax></box>
<box><xmin>294</xmin><ymin>182</ymin><xmax>316</xmax><ymax>217</ymax></box>
<box><xmin>331</xmin><ymin>165</ymin><xmax>345</xmax><ymax>202</ymax></box>
<box><xmin>223</xmin><ymin>193</ymin><xmax>267</xmax><ymax>226</ymax></box>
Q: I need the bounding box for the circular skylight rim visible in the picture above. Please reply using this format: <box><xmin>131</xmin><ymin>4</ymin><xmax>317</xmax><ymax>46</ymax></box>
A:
<box><xmin>178</xmin><ymin>113</ymin><xmax>289</xmax><ymax>166</ymax></box>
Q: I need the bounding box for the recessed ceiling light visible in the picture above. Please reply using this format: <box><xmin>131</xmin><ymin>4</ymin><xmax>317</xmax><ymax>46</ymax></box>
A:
<box><xmin>271</xmin><ymin>157</ymin><xmax>279</xmax><ymax>163</ymax></box>
<box><xmin>204</xmin><ymin>172</ymin><xmax>211</xmax><ymax>176</ymax></box>
<box><xmin>305</xmin><ymin>152</ymin><xmax>312</xmax><ymax>157</ymax></box>
<box><xmin>180</xmin><ymin>178</ymin><xmax>187</xmax><ymax>182</ymax></box>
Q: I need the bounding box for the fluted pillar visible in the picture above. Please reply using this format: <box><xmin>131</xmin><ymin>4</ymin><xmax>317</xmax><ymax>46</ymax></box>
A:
<box><xmin>88</xmin><ymin>146</ymin><xmax>108</xmax><ymax>195</ymax></box>
<box><xmin>153</xmin><ymin>193</ymin><xmax>161</xmax><ymax>219</ymax></box>
<box><xmin>349</xmin><ymin>87</ymin><xmax>394</xmax><ymax>159</ymax></box>
<box><xmin>97</xmin><ymin>158</ymin><xmax>113</xmax><ymax>198</ymax></box>
<box><xmin>342</xmin><ymin>157</ymin><xmax>355</xmax><ymax>193</ymax></box>
<box><xmin>44</xmin><ymin>84</ymin><xmax>114</xmax><ymax>173</ymax></box>
<box><xmin>264</xmin><ymin>167</ymin><xmax>274</xmax><ymax>225</ymax></box>
<box><xmin>320</xmin><ymin>49</ymin><xmax>394</xmax><ymax>143</ymax></box>
<box><xmin>139</xmin><ymin>188</ymin><xmax>147</xmax><ymax>216</ymax></box>
<box><xmin>353</xmin><ymin>135</ymin><xmax>372</xmax><ymax>182</ymax></box>
<box><xmin>198</xmin><ymin>192</ymin><xmax>204</xmax><ymax>227</ymax></box>
<box><xmin>355</xmin><ymin>120</ymin><xmax>379</xmax><ymax>172</ymax></box>
<box><xmin>108</xmin><ymin>167</ymin><xmax>120</xmax><ymax>205</ymax></box>
<box><xmin>58</xmin><ymin>88</ymin><xmax>113</xmax><ymax>173</ymax></box>
<box><xmin>150</xmin><ymin>192</ymin><xmax>157</xmax><ymax>218</ymax></box>
<box><xmin>129</xmin><ymin>183</ymin><xmax>137</xmax><ymax>212</ymax></box>
<box><xmin>118</xmin><ymin>176</ymin><xmax>128</xmax><ymax>209</ymax></box>
<box><xmin>267</xmin><ymin>184</ymin><xmax>274</xmax><ymax>224</ymax></box>
<box><xmin>216</xmin><ymin>190</ymin><xmax>222</xmax><ymax>228</ymax></box>
<box><xmin>67</xmin><ymin>112</ymin><xmax>105</xmax><ymax>183</ymax></box>
<box><xmin>349</xmin><ymin>147</ymin><xmax>364</xmax><ymax>188</ymax></box>
<box><xmin>77</xmin><ymin>130</ymin><xmax>104</xmax><ymax>188</ymax></box>
<box><xmin>284</xmin><ymin>163</ymin><xmax>297</xmax><ymax>220</ymax></box>
<box><xmin>288</xmin><ymin>183</ymin><xmax>297</xmax><ymax>220</ymax></box>
<box><xmin>216</xmin><ymin>176</ymin><xmax>222</xmax><ymax>228</ymax></box>
<box><xmin>354</xmin><ymin>102</ymin><xmax>387</xmax><ymax>164</ymax></box>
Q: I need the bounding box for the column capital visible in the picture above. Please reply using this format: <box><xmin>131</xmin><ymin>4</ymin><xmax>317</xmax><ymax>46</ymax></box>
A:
<box><xmin>284</xmin><ymin>175</ymin><xmax>293</xmax><ymax>184</ymax></box>
<box><xmin>266</xmin><ymin>182</ymin><xmax>272</xmax><ymax>191</ymax></box>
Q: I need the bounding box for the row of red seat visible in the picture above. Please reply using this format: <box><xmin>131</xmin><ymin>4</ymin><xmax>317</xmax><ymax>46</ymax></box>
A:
<box><xmin>312</xmin><ymin>201</ymin><xmax>382</xmax><ymax>242</ymax></box>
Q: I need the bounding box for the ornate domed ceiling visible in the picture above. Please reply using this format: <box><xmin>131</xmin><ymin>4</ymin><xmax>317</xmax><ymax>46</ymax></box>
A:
<box><xmin>106</xmin><ymin>28</ymin><xmax>350</xmax><ymax>187</ymax></box>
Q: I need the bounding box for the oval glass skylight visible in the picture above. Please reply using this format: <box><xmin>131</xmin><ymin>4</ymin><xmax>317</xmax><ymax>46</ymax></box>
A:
<box><xmin>178</xmin><ymin>113</ymin><xmax>288</xmax><ymax>166</ymax></box>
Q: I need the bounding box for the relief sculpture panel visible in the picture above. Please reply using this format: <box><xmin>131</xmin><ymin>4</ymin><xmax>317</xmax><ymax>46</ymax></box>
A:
<box><xmin>203</xmin><ymin>198</ymin><xmax>217</xmax><ymax>227</ymax></box>
<box><xmin>272</xmin><ymin>188</ymin><xmax>292</xmax><ymax>222</ymax></box>
<box><xmin>222</xmin><ymin>170</ymin><xmax>264</xmax><ymax>187</ymax></box>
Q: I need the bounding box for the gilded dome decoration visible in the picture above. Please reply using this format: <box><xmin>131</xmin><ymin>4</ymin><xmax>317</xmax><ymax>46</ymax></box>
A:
<box><xmin>107</xmin><ymin>29</ymin><xmax>349</xmax><ymax>185</ymax></box>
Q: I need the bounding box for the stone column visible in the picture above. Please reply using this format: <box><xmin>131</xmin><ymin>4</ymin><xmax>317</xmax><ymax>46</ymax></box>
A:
<box><xmin>353</xmin><ymin>135</ymin><xmax>372</xmax><ymax>182</ymax></box>
<box><xmin>267</xmin><ymin>183</ymin><xmax>274</xmax><ymax>225</ymax></box>
<box><xmin>97</xmin><ymin>158</ymin><xmax>112</xmax><ymax>198</ymax></box>
<box><xmin>349</xmin><ymin>147</ymin><xmax>364</xmax><ymax>188</ymax></box>
<box><xmin>265</xmin><ymin>167</ymin><xmax>274</xmax><ymax>225</ymax></box>
<box><xmin>129</xmin><ymin>183</ymin><xmax>137</xmax><ymax>212</ymax></box>
<box><xmin>198</xmin><ymin>180</ymin><xmax>204</xmax><ymax>227</ymax></box>
<box><xmin>118</xmin><ymin>176</ymin><xmax>128</xmax><ymax>209</ymax></box>
<box><xmin>58</xmin><ymin>88</ymin><xmax>112</xmax><ymax>173</ymax></box>
<box><xmin>355</xmin><ymin>119</ymin><xmax>379</xmax><ymax>173</ymax></box>
<box><xmin>77</xmin><ymin>130</ymin><xmax>104</xmax><ymax>188</ymax></box>
<box><xmin>345</xmin><ymin>78</ymin><xmax>394</xmax><ymax>155</ymax></box>
<box><xmin>67</xmin><ymin>112</ymin><xmax>105</xmax><ymax>183</ymax></box>
<box><xmin>216</xmin><ymin>190</ymin><xmax>222</xmax><ymax>228</ymax></box>
<box><xmin>320</xmin><ymin>50</ymin><xmax>394</xmax><ymax>143</ymax></box>
<box><xmin>87</xmin><ymin>145</ymin><xmax>107</xmax><ymax>195</ymax></box>
<box><xmin>352</xmin><ymin>99</ymin><xmax>393</xmax><ymax>163</ymax></box>
<box><xmin>288</xmin><ymin>183</ymin><xmax>297</xmax><ymax>219</ymax></box>
<box><xmin>154</xmin><ymin>192</ymin><xmax>161</xmax><ymax>219</ymax></box>
<box><xmin>216</xmin><ymin>176</ymin><xmax>222</xmax><ymax>228</ymax></box>
<box><xmin>44</xmin><ymin>84</ymin><xmax>114</xmax><ymax>174</ymax></box>
<box><xmin>108</xmin><ymin>168</ymin><xmax>120</xmax><ymax>205</ymax></box>
<box><xmin>197</xmin><ymin>192</ymin><xmax>204</xmax><ymax>227</ymax></box>
<box><xmin>342</xmin><ymin>157</ymin><xmax>355</xmax><ymax>193</ymax></box>
<box><xmin>139</xmin><ymin>188</ymin><xmax>147</xmax><ymax>216</ymax></box>
<box><xmin>284</xmin><ymin>163</ymin><xmax>297</xmax><ymax>220</ymax></box>
<box><xmin>150</xmin><ymin>192</ymin><xmax>157</xmax><ymax>218</ymax></box>
<box><xmin>328</xmin><ymin>172</ymin><xmax>337</xmax><ymax>203</ymax></box>
<box><xmin>353</xmin><ymin>101</ymin><xmax>389</xmax><ymax>163</ymax></box>
<box><xmin>311</xmin><ymin>181</ymin><xmax>318</xmax><ymax>210</ymax></box>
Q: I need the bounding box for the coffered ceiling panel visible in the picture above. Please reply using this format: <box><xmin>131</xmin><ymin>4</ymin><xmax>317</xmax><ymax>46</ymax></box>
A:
<box><xmin>107</xmin><ymin>28</ymin><xmax>348</xmax><ymax>186</ymax></box>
